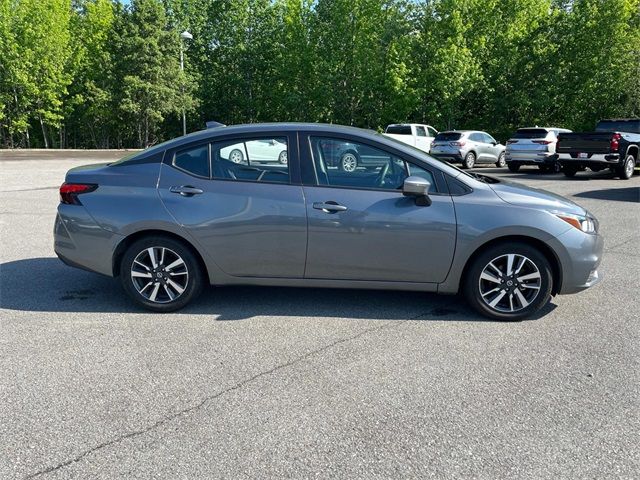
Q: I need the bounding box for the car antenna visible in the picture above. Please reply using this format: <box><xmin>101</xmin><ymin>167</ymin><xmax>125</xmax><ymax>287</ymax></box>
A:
<box><xmin>205</xmin><ymin>121</ymin><xmax>226</xmax><ymax>129</ymax></box>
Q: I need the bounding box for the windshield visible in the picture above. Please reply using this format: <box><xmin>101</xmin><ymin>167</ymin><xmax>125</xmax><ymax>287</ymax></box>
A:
<box><xmin>385</xmin><ymin>125</ymin><xmax>412</xmax><ymax>135</ymax></box>
<box><xmin>434</xmin><ymin>132</ymin><xmax>462</xmax><ymax>141</ymax></box>
<box><xmin>596</xmin><ymin>119</ymin><xmax>640</xmax><ymax>133</ymax></box>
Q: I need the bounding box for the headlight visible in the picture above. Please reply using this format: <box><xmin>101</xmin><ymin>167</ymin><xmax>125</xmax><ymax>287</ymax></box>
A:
<box><xmin>556</xmin><ymin>213</ymin><xmax>598</xmax><ymax>234</ymax></box>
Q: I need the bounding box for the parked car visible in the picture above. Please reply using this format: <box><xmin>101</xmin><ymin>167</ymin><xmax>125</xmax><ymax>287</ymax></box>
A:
<box><xmin>556</xmin><ymin>118</ymin><xmax>640</xmax><ymax>179</ymax></box>
<box><xmin>318</xmin><ymin>139</ymin><xmax>393</xmax><ymax>172</ymax></box>
<box><xmin>220</xmin><ymin>138</ymin><xmax>288</xmax><ymax>165</ymax></box>
<box><xmin>505</xmin><ymin>127</ymin><xmax>571</xmax><ymax>173</ymax></box>
<box><xmin>430</xmin><ymin>130</ymin><xmax>506</xmax><ymax>168</ymax></box>
<box><xmin>384</xmin><ymin>123</ymin><xmax>438</xmax><ymax>153</ymax></box>
<box><xmin>55</xmin><ymin>123</ymin><xmax>603</xmax><ymax>321</ymax></box>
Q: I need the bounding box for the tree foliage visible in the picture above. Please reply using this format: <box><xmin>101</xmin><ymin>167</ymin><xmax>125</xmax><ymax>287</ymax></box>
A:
<box><xmin>1</xmin><ymin>0</ymin><xmax>639</xmax><ymax>148</ymax></box>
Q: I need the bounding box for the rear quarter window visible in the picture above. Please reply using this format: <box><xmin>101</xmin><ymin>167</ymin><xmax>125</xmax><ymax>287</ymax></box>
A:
<box><xmin>173</xmin><ymin>144</ymin><xmax>210</xmax><ymax>177</ymax></box>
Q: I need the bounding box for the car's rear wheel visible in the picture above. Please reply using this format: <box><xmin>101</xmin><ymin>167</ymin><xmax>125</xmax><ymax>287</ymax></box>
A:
<box><xmin>120</xmin><ymin>236</ymin><xmax>203</xmax><ymax>312</ymax></box>
<box><xmin>229</xmin><ymin>149</ymin><xmax>244</xmax><ymax>164</ymax></box>
<box><xmin>462</xmin><ymin>152</ymin><xmax>476</xmax><ymax>169</ymax></box>
<box><xmin>464</xmin><ymin>243</ymin><xmax>553</xmax><ymax>321</ymax></box>
<box><xmin>616</xmin><ymin>154</ymin><xmax>635</xmax><ymax>180</ymax></box>
<box><xmin>495</xmin><ymin>153</ymin><xmax>506</xmax><ymax>168</ymax></box>
<box><xmin>507</xmin><ymin>162</ymin><xmax>520</xmax><ymax>172</ymax></box>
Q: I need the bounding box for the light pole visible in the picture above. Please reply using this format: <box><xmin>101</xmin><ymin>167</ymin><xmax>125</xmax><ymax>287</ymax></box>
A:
<box><xmin>179</xmin><ymin>30</ymin><xmax>193</xmax><ymax>136</ymax></box>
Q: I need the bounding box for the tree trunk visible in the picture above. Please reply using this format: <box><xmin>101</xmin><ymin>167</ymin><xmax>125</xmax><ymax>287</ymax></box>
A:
<box><xmin>39</xmin><ymin>114</ymin><xmax>49</xmax><ymax>148</ymax></box>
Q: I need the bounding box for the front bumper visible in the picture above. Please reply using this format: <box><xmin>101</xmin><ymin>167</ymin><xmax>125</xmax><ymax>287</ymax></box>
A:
<box><xmin>547</xmin><ymin>227</ymin><xmax>604</xmax><ymax>294</ymax></box>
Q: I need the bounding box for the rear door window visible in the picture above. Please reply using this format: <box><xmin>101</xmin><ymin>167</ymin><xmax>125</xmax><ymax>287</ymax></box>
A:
<box><xmin>415</xmin><ymin>126</ymin><xmax>427</xmax><ymax>137</ymax></box>
<box><xmin>595</xmin><ymin>120</ymin><xmax>640</xmax><ymax>133</ymax></box>
<box><xmin>212</xmin><ymin>137</ymin><xmax>290</xmax><ymax>184</ymax></box>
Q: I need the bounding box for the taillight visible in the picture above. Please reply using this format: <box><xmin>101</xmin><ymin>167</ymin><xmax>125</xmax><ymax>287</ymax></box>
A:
<box><xmin>532</xmin><ymin>140</ymin><xmax>553</xmax><ymax>145</ymax></box>
<box><xmin>610</xmin><ymin>133</ymin><xmax>621</xmax><ymax>151</ymax></box>
<box><xmin>506</xmin><ymin>140</ymin><xmax>518</xmax><ymax>144</ymax></box>
<box><xmin>59</xmin><ymin>183</ymin><xmax>98</xmax><ymax>205</ymax></box>
<box><xmin>450</xmin><ymin>141</ymin><xmax>466</xmax><ymax>147</ymax></box>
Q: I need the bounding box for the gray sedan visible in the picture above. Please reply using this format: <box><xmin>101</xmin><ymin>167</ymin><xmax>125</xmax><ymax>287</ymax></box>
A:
<box><xmin>54</xmin><ymin>123</ymin><xmax>603</xmax><ymax>320</ymax></box>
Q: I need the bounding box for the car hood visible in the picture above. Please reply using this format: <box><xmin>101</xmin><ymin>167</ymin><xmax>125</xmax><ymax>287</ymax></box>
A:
<box><xmin>488</xmin><ymin>180</ymin><xmax>586</xmax><ymax>215</ymax></box>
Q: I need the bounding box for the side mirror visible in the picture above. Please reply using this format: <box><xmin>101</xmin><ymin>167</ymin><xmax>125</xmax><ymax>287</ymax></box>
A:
<box><xmin>402</xmin><ymin>176</ymin><xmax>432</xmax><ymax>206</ymax></box>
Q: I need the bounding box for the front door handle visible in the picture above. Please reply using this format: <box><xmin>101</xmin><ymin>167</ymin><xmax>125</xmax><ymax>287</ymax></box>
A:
<box><xmin>313</xmin><ymin>201</ymin><xmax>348</xmax><ymax>213</ymax></box>
<box><xmin>169</xmin><ymin>185</ymin><xmax>204</xmax><ymax>196</ymax></box>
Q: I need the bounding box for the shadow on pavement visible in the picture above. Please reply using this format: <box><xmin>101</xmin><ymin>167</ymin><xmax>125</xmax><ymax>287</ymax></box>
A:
<box><xmin>0</xmin><ymin>257</ymin><xmax>554</xmax><ymax>322</ymax></box>
<box><xmin>478</xmin><ymin>166</ymin><xmax>621</xmax><ymax>182</ymax></box>
<box><xmin>574</xmin><ymin>187</ymin><xmax>640</xmax><ymax>203</ymax></box>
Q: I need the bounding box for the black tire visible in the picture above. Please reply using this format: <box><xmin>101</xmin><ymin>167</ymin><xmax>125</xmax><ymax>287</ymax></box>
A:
<box><xmin>464</xmin><ymin>242</ymin><xmax>553</xmax><ymax>321</ymax></box>
<box><xmin>563</xmin><ymin>166</ymin><xmax>578</xmax><ymax>177</ymax></box>
<box><xmin>119</xmin><ymin>235</ymin><xmax>204</xmax><ymax>312</ymax></box>
<box><xmin>551</xmin><ymin>161</ymin><xmax>562</xmax><ymax>173</ymax></box>
<box><xmin>462</xmin><ymin>152</ymin><xmax>476</xmax><ymax>169</ymax></box>
<box><xmin>495</xmin><ymin>152</ymin><xmax>506</xmax><ymax>168</ymax></box>
<box><xmin>616</xmin><ymin>154</ymin><xmax>635</xmax><ymax>180</ymax></box>
<box><xmin>278</xmin><ymin>150</ymin><xmax>288</xmax><ymax>165</ymax></box>
<box><xmin>507</xmin><ymin>162</ymin><xmax>520</xmax><ymax>173</ymax></box>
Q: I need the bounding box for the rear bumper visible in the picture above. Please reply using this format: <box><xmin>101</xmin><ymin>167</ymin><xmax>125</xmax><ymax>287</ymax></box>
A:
<box><xmin>431</xmin><ymin>152</ymin><xmax>463</xmax><ymax>163</ymax></box>
<box><xmin>505</xmin><ymin>151</ymin><xmax>557</xmax><ymax>165</ymax></box>
<box><xmin>54</xmin><ymin>205</ymin><xmax>123</xmax><ymax>277</ymax></box>
<box><xmin>557</xmin><ymin>153</ymin><xmax>620</xmax><ymax>165</ymax></box>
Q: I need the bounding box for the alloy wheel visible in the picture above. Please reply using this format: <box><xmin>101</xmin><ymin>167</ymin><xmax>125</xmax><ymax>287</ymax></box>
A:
<box><xmin>478</xmin><ymin>253</ymin><xmax>542</xmax><ymax>313</ymax></box>
<box><xmin>625</xmin><ymin>156</ymin><xmax>634</xmax><ymax>178</ymax></box>
<box><xmin>341</xmin><ymin>153</ymin><xmax>358</xmax><ymax>172</ymax></box>
<box><xmin>130</xmin><ymin>247</ymin><xmax>189</xmax><ymax>303</ymax></box>
<box><xmin>229</xmin><ymin>149</ymin><xmax>244</xmax><ymax>164</ymax></box>
<box><xmin>278</xmin><ymin>150</ymin><xmax>288</xmax><ymax>164</ymax></box>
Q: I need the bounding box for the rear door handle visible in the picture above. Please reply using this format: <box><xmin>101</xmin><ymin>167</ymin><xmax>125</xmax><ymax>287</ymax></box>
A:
<box><xmin>313</xmin><ymin>201</ymin><xmax>348</xmax><ymax>213</ymax></box>
<box><xmin>169</xmin><ymin>185</ymin><xmax>204</xmax><ymax>196</ymax></box>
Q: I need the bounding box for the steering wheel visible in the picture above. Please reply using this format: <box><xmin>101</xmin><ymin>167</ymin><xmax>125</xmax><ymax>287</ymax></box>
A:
<box><xmin>375</xmin><ymin>162</ymin><xmax>390</xmax><ymax>188</ymax></box>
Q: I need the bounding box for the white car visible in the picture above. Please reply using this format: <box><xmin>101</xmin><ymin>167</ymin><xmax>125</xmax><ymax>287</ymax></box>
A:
<box><xmin>505</xmin><ymin>127</ymin><xmax>572</xmax><ymax>173</ymax></box>
<box><xmin>221</xmin><ymin>139</ymin><xmax>288</xmax><ymax>165</ymax></box>
<box><xmin>384</xmin><ymin>124</ymin><xmax>438</xmax><ymax>153</ymax></box>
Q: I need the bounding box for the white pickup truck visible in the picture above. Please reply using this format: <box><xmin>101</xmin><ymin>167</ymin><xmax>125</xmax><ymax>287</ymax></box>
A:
<box><xmin>384</xmin><ymin>124</ymin><xmax>438</xmax><ymax>153</ymax></box>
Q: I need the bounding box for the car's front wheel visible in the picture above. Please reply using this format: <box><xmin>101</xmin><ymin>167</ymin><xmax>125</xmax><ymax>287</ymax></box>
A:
<box><xmin>278</xmin><ymin>150</ymin><xmax>288</xmax><ymax>165</ymax></box>
<box><xmin>120</xmin><ymin>236</ymin><xmax>203</xmax><ymax>312</ymax></box>
<box><xmin>464</xmin><ymin>243</ymin><xmax>553</xmax><ymax>321</ymax></box>
<box><xmin>507</xmin><ymin>162</ymin><xmax>520</xmax><ymax>172</ymax></box>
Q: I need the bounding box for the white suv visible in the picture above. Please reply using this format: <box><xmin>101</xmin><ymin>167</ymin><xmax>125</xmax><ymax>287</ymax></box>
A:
<box><xmin>384</xmin><ymin>124</ymin><xmax>438</xmax><ymax>153</ymax></box>
<box><xmin>505</xmin><ymin>127</ymin><xmax>571</xmax><ymax>173</ymax></box>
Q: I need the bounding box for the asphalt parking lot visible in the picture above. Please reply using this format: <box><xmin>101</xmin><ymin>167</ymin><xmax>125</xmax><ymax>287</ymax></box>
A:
<box><xmin>1</xmin><ymin>151</ymin><xmax>639</xmax><ymax>479</ymax></box>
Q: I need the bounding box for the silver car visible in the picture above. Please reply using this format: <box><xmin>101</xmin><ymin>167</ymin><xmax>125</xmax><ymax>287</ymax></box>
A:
<box><xmin>54</xmin><ymin>123</ymin><xmax>603</xmax><ymax>320</ymax></box>
<box><xmin>505</xmin><ymin>127</ymin><xmax>572</xmax><ymax>173</ymax></box>
<box><xmin>430</xmin><ymin>130</ymin><xmax>506</xmax><ymax>169</ymax></box>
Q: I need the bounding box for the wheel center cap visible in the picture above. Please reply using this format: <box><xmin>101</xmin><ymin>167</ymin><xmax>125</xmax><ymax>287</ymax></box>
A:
<box><xmin>507</xmin><ymin>280</ymin><xmax>513</xmax><ymax>287</ymax></box>
<box><xmin>156</xmin><ymin>272</ymin><xmax>163</xmax><ymax>278</ymax></box>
